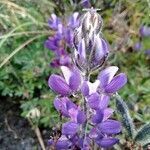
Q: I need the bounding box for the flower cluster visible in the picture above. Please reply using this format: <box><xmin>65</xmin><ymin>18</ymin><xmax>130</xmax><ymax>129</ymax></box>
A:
<box><xmin>45</xmin><ymin>12</ymin><xmax>79</xmax><ymax>67</ymax></box>
<box><xmin>47</xmin><ymin>8</ymin><xmax>127</xmax><ymax>149</ymax></box>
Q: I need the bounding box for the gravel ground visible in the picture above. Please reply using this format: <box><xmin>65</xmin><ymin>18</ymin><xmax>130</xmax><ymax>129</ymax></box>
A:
<box><xmin>0</xmin><ymin>97</ymin><xmax>48</xmax><ymax>150</ymax></box>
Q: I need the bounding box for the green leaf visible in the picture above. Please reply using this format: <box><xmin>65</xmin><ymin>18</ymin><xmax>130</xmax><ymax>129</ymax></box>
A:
<box><xmin>115</xmin><ymin>94</ymin><xmax>136</xmax><ymax>139</ymax></box>
<box><xmin>134</xmin><ymin>123</ymin><xmax>150</xmax><ymax>146</ymax></box>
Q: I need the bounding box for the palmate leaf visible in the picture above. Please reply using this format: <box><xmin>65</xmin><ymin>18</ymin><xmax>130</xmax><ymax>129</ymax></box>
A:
<box><xmin>134</xmin><ymin>123</ymin><xmax>150</xmax><ymax>146</ymax></box>
<box><xmin>115</xmin><ymin>94</ymin><xmax>136</xmax><ymax>139</ymax></box>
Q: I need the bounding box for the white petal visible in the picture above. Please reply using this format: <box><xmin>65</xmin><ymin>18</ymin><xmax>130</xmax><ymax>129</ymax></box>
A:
<box><xmin>87</xmin><ymin>80</ymin><xmax>100</xmax><ymax>95</ymax></box>
<box><xmin>98</xmin><ymin>66</ymin><xmax>119</xmax><ymax>88</ymax></box>
<box><xmin>61</xmin><ymin>66</ymin><xmax>72</xmax><ymax>85</ymax></box>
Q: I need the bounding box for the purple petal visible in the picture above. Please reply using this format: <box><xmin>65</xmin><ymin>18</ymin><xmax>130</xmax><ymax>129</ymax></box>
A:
<box><xmin>68</xmin><ymin>12</ymin><xmax>79</xmax><ymax>28</ymax></box>
<box><xmin>62</xmin><ymin>122</ymin><xmax>79</xmax><ymax>136</ymax></box>
<box><xmin>69</xmin><ymin>134</ymin><xmax>79</xmax><ymax>144</ymax></box>
<box><xmin>61</xmin><ymin>66</ymin><xmax>82</xmax><ymax>91</ymax></box>
<box><xmin>134</xmin><ymin>42</ymin><xmax>142</xmax><ymax>51</ymax></box>
<box><xmin>59</xmin><ymin>55</ymin><xmax>72</xmax><ymax>67</ymax></box>
<box><xmin>139</xmin><ymin>26</ymin><xmax>150</xmax><ymax>37</ymax></box>
<box><xmin>99</xmin><ymin>94</ymin><xmax>110</xmax><ymax>109</ymax></box>
<box><xmin>53</xmin><ymin>97</ymin><xmax>70</xmax><ymax>117</ymax></box>
<box><xmin>96</xmin><ymin>137</ymin><xmax>119</xmax><ymax>148</ymax></box>
<box><xmin>89</xmin><ymin>127</ymin><xmax>99</xmax><ymax>139</ymax></box>
<box><xmin>78</xmin><ymin>39</ymin><xmax>86</xmax><ymax>59</ymax></box>
<box><xmin>68</xmin><ymin>108</ymin><xmax>78</xmax><ymax>122</ymax></box>
<box><xmin>98</xmin><ymin>66</ymin><xmax>119</xmax><ymax>88</ymax></box>
<box><xmin>55</xmin><ymin>24</ymin><xmax>64</xmax><ymax>38</ymax></box>
<box><xmin>56</xmin><ymin>136</ymin><xmax>71</xmax><ymax>149</ymax></box>
<box><xmin>95</xmin><ymin>37</ymin><xmax>109</xmax><ymax>61</ymax></box>
<box><xmin>88</xmin><ymin>93</ymin><xmax>100</xmax><ymax>109</ymax></box>
<box><xmin>105</xmin><ymin>73</ymin><xmax>127</xmax><ymax>93</ymax></box>
<box><xmin>64</xmin><ymin>28</ymin><xmax>73</xmax><ymax>46</ymax></box>
<box><xmin>50</xmin><ymin>59</ymin><xmax>60</xmax><ymax>68</ymax></box>
<box><xmin>78</xmin><ymin>137</ymin><xmax>90</xmax><ymax>149</ymax></box>
<box><xmin>69</xmin><ymin>68</ymin><xmax>82</xmax><ymax>91</ymax></box>
<box><xmin>44</xmin><ymin>37</ymin><xmax>60</xmax><ymax>51</ymax></box>
<box><xmin>48</xmin><ymin>14</ymin><xmax>61</xmax><ymax>30</ymax></box>
<box><xmin>92</xmin><ymin>110</ymin><xmax>103</xmax><ymax>124</ymax></box>
<box><xmin>80</xmin><ymin>0</ymin><xmax>91</xmax><ymax>8</ymax></box>
<box><xmin>48</xmin><ymin>74</ymin><xmax>71</xmax><ymax>96</ymax></box>
<box><xmin>81</xmin><ymin>81</ymin><xmax>89</xmax><ymax>96</ymax></box>
<box><xmin>48</xmin><ymin>139</ymin><xmax>54</xmax><ymax>146</ymax></box>
<box><xmin>66</xmin><ymin>100</ymin><xmax>78</xmax><ymax>111</ymax></box>
<box><xmin>98</xmin><ymin>119</ymin><xmax>121</xmax><ymax>134</ymax></box>
<box><xmin>103</xmin><ymin>108</ymin><xmax>114</xmax><ymax>121</ymax></box>
<box><xmin>77</xmin><ymin>110</ymin><xmax>86</xmax><ymax>124</ymax></box>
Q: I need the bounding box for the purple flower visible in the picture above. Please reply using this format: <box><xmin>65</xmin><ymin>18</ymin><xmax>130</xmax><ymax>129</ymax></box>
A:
<box><xmin>48</xmin><ymin>74</ymin><xmax>71</xmax><ymax>96</ymax></box>
<box><xmin>54</xmin><ymin>97</ymin><xmax>86</xmax><ymax>124</ymax></box>
<box><xmin>89</xmin><ymin>118</ymin><xmax>121</xmax><ymax>148</ymax></box>
<box><xmin>47</xmin><ymin>10</ymin><xmax>126</xmax><ymax>149</ymax></box>
<box><xmin>80</xmin><ymin>0</ymin><xmax>91</xmax><ymax>8</ymax></box>
<box><xmin>48</xmin><ymin>66</ymin><xmax>82</xmax><ymax>96</ymax></box>
<box><xmin>56</xmin><ymin>135</ymin><xmax>71</xmax><ymax>149</ymax></box>
<box><xmin>45</xmin><ymin>36</ymin><xmax>60</xmax><ymax>51</ymax></box>
<box><xmin>139</xmin><ymin>26</ymin><xmax>150</xmax><ymax>37</ymax></box>
<box><xmin>68</xmin><ymin>12</ymin><xmax>79</xmax><ymax>29</ymax></box>
<box><xmin>97</xmin><ymin>119</ymin><xmax>121</xmax><ymax>134</ymax></box>
<box><xmin>91</xmin><ymin>109</ymin><xmax>103</xmax><ymax>124</ymax></box>
<box><xmin>88</xmin><ymin>93</ymin><xmax>110</xmax><ymax>110</ymax></box>
<box><xmin>62</xmin><ymin>122</ymin><xmax>79</xmax><ymax>136</ymax></box>
<box><xmin>98</xmin><ymin>66</ymin><xmax>127</xmax><ymax>94</ymax></box>
<box><xmin>96</xmin><ymin>137</ymin><xmax>119</xmax><ymax>148</ymax></box>
<box><xmin>89</xmin><ymin>117</ymin><xmax>121</xmax><ymax>148</ymax></box>
<box><xmin>50</xmin><ymin>54</ymin><xmax>72</xmax><ymax>68</ymax></box>
<box><xmin>46</xmin><ymin>13</ymin><xmax>80</xmax><ymax>68</ymax></box>
<box><xmin>134</xmin><ymin>42</ymin><xmax>142</xmax><ymax>51</ymax></box>
<box><xmin>48</xmin><ymin>14</ymin><xmax>61</xmax><ymax>30</ymax></box>
<box><xmin>74</xmin><ymin>35</ymin><xmax>109</xmax><ymax>72</ymax></box>
<box><xmin>54</xmin><ymin>97</ymin><xmax>73</xmax><ymax>117</ymax></box>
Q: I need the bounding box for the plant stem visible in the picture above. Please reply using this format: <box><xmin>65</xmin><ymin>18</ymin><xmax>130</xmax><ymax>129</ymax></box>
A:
<box><xmin>82</xmin><ymin>96</ymin><xmax>88</xmax><ymax>145</ymax></box>
<box><xmin>28</xmin><ymin>118</ymin><xmax>46</xmax><ymax>150</ymax></box>
<box><xmin>82</xmin><ymin>72</ymin><xmax>90</xmax><ymax>146</ymax></box>
<box><xmin>34</xmin><ymin>127</ymin><xmax>46</xmax><ymax>150</ymax></box>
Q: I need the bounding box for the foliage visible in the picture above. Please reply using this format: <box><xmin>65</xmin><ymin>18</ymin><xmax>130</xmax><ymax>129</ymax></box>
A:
<box><xmin>115</xmin><ymin>94</ymin><xmax>136</xmax><ymax>139</ymax></box>
<box><xmin>134</xmin><ymin>123</ymin><xmax>150</xmax><ymax>146</ymax></box>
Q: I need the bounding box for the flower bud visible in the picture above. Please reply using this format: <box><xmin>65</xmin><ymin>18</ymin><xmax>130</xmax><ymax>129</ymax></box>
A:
<box><xmin>80</xmin><ymin>9</ymin><xmax>103</xmax><ymax>36</ymax></box>
<box><xmin>26</xmin><ymin>108</ymin><xmax>40</xmax><ymax>119</ymax></box>
<box><xmin>73</xmin><ymin>9</ymin><xmax>108</xmax><ymax>73</ymax></box>
<box><xmin>74</xmin><ymin>34</ymin><xmax>109</xmax><ymax>73</ymax></box>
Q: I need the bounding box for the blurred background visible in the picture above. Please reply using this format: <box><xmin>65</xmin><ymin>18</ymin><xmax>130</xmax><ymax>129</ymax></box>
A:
<box><xmin>0</xmin><ymin>0</ymin><xmax>150</xmax><ymax>149</ymax></box>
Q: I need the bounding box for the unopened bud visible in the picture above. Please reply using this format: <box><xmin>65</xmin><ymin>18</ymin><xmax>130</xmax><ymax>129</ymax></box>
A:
<box><xmin>26</xmin><ymin>108</ymin><xmax>41</xmax><ymax>119</ymax></box>
<box><xmin>80</xmin><ymin>8</ymin><xmax>103</xmax><ymax>37</ymax></box>
<box><xmin>73</xmin><ymin>8</ymin><xmax>109</xmax><ymax>73</ymax></box>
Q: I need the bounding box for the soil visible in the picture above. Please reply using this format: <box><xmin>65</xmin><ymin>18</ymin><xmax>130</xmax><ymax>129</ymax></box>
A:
<box><xmin>0</xmin><ymin>97</ymin><xmax>49</xmax><ymax>150</ymax></box>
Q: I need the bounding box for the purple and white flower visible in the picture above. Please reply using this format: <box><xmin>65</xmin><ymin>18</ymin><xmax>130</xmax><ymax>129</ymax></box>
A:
<box><xmin>47</xmin><ymin>8</ymin><xmax>127</xmax><ymax>149</ymax></box>
<box><xmin>48</xmin><ymin>66</ymin><xmax>82</xmax><ymax>96</ymax></box>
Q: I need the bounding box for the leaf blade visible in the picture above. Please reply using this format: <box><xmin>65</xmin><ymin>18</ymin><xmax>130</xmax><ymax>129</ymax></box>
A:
<box><xmin>134</xmin><ymin>123</ymin><xmax>150</xmax><ymax>146</ymax></box>
<box><xmin>115</xmin><ymin>94</ymin><xmax>136</xmax><ymax>139</ymax></box>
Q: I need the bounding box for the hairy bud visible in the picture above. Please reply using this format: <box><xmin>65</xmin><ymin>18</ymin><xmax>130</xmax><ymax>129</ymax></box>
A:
<box><xmin>73</xmin><ymin>8</ymin><xmax>108</xmax><ymax>73</ymax></box>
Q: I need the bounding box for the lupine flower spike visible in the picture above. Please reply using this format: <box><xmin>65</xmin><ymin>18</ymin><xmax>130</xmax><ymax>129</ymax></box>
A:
<box><xmin>47</xmin><ymin>8</ymin><xmax>127</xmax><ymax>149</ymax></box>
